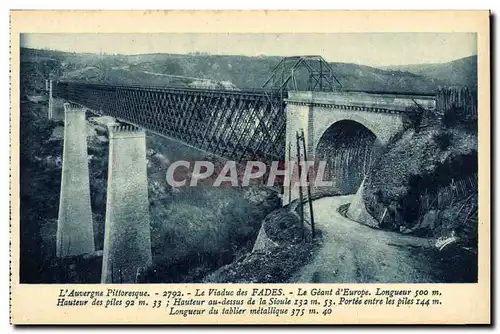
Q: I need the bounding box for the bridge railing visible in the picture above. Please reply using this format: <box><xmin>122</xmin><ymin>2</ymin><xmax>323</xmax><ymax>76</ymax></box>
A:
<box><xmin>56</xmin><ymin>80</ymin><xmax>285</xmax><ymax>97</ymax></box>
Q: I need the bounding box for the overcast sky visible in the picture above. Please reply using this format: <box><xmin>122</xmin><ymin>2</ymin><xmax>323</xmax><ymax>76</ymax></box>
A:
<box><xmin>20</xmin><ymin>33</ymin><xmax>477</xmax><ymax>67</ymax></box>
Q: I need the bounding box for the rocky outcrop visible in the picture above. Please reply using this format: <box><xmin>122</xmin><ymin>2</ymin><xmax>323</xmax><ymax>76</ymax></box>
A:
<box><xmin>346</xmin><ymin>178</ymin><xmax>379</xmax><ymax>227</ymax></box>
<box><xmin>252</xmin><ymin>225</ymin><xmax>278</xmax><ymax>252</ymax></box>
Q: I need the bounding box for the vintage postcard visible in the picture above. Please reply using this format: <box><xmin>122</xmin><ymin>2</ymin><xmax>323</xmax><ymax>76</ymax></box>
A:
<box><xmin>9</xmin><ymin>10</ymin><xmax>490</xmax><ymax>324</ymax></box>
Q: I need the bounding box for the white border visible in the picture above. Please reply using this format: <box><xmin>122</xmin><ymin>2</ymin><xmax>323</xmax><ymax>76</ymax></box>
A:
<box><xmin>2</xmin><ymin>3</ymin><xmax>498</xmax><ymax>332</ymax></box>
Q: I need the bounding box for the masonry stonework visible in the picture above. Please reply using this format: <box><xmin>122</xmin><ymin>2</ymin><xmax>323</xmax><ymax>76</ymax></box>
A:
<box><xmin>283</xmin><ymin>91</ymin><xmax>435</xmax><ymax>205</ymax></box>
<box><xmin>101</xmin><ymin>125</ymin><xmax>152</xmax><ymax>283</ymax></box>
<box><xmin>56</xmin><ymin>103</ymin><xmax>95</xmax><ymax>257</ymax></box>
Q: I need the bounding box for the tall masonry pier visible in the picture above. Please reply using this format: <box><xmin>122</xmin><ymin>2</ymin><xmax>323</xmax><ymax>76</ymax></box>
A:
<box><xmin>101</xmin><ymin>125</ymin><xmax>152</xmax><ymax>283</ymax></box>
<box><xmin>57</xmin><ymin>103</ymin><xmax>95</xmax><ymax>257</ymax></box>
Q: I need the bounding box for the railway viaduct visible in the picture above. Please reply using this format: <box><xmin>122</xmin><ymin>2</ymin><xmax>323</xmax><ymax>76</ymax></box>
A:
<box><xmin>49</xmin><ymin>56</ymin><xmax>436</xmax><ymax>283</ymax></box>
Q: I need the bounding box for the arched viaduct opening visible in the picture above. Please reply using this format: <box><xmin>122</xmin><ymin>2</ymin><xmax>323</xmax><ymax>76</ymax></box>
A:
<box><xmin>315</xmin><ymin>120</ymin><xmax>377</xmax><ymax>194</ymax></box>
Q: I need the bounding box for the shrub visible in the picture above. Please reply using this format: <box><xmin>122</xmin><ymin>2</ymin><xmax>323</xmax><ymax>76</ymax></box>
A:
<box><xmin>402</xmin><ymin>106</ymin><xmax>423</xmax><ymax>132</ymax></box>
<box><xmin>433</xmin><ymin>132</ymin><xmax>453</xmax><ymax>151</ymax></box>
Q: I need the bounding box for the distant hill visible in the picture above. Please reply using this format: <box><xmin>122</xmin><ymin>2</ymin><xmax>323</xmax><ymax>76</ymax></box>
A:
<box><xmin>381</xmin><ymin>55</ymin><xmax>477</xmax><ymax>89</ymax></box>
<box><xmin>21</xmin><ymin>47</ymin><xmax>476</xmax><ymax>95</ymax></box>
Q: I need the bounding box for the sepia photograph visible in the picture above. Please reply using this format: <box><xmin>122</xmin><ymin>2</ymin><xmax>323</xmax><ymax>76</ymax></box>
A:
<box><xmin>19</xmin><ymin>32</ymin><xmax>478</xmax><ymax>284</ymax></box>
<box><xmin>9</xmin><ymin>10</ymin><xmax>490</xmax><ymax>325</ymax></box>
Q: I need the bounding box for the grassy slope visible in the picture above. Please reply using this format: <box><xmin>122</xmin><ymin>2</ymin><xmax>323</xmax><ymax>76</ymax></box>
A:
<box><xmin>382</xmin><ymin>55</ymin><xmax>477</xmax><ymax>88</ymax></box>
<box><xmin>203</xmin><ymin>206</ymin><xmax>318</xmax><ymax>283</ymax></box>
<box><xmin>20</xmin><ymin>47</ymin><xmax>471</xmax><ymax>93</ymax></box>
<box><xmin>363</xmin><ymin>118</ymin><xmax>478</xmax><ymax>239</ymax></box>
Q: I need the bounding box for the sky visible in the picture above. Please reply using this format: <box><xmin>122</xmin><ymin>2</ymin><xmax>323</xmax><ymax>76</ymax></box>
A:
<box><xmin>20</xmin><ymin>33</ymin><xmax>477</xmax><ymax>67</ymax></box>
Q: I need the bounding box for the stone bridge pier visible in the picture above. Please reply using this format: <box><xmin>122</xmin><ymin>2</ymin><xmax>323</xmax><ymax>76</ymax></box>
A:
<box><xmin>283</xmin><ymin>91</ymin><xmax>435</xmax><ymax>205</ymax></box>
<box><xmin>101</xmin><ymin>125</ymin><xmax>152</xmax><ymax>283</ymax></box>
<box><xmin>56</xmin><ymin>101</ymin><xmax>152</xmax><ymax>283</ymax></box>
<box><xmin>56</xmin><ymin>103</ymin><xmax>95</xmax><ymax>257</ymax></box>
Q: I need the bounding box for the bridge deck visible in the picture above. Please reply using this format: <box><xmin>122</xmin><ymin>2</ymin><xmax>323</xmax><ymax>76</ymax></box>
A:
<box><xmin>53</xmin><ymin>81</ymin><xmax>287</xmax><ymax>163</ymax></box>
<box><xmin>53</xmin><ymin>81</ymin><xmax>436</xmax><ymax>163</ymax></box>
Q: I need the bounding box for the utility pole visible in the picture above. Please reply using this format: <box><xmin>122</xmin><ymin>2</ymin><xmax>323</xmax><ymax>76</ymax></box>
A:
<box><xmin>319</xmin><ymin>58</ymin><xmax>323</xmax><ymax>91</ymax></box>
<box><xmin>288</xmin><ymin>142</ymin><xmax>292</xmax><ymax>205</ymax></box>
<box><xmin>300</xmin><ymin>129</ymin><xmax>316</xmax><ymax>239</ymax></box>
<box><xmin>48</xmin><ymin>80</ymin><xmax>53</xmax><ymax>120</ymax></box>
<box><xmin>296</xmin><ymin>131</ymin><xmax>305</xmax><ymax>241</ymax></box>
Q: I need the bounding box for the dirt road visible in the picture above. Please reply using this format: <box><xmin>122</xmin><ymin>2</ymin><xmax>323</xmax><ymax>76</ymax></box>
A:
<box><xmin>291</xmin><ymin>196</ymin><xmax>441</xmax><ymax>283</ymax></box>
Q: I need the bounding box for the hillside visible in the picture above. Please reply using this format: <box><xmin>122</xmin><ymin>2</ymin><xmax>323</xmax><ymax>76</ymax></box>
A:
<box><xmin>381</xmin><ymin>55</ymin><xmax>477</xmax><ymax>89</ymax></box>
<box><xmin>19</xmin><ymin>47</ymin><xmax>479</xmax><ymax>284</ymax></box>
<box><xmin>19</xmin><ymin>97</ymin><xmax>281</xmax><ymax>283</ymax></box>
<box><xmin>358</xmin><ymin>91</ymin><xmax>478</xmax><ymax>282</ymax></box>
<box><xmin>20</xmin><ymin>47</ymin><xmax>466</xmax><ymax>95</ymax></box>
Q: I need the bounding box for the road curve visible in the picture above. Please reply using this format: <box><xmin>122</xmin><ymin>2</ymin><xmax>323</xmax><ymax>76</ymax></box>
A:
<box><xmin>291</xmin><ymin>196</ymin><xmax>440</xmax><ymax>283</ymax></box>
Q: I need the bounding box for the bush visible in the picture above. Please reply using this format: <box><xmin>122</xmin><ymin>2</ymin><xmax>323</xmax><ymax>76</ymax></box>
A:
<box><xmin>402</xmin><ymin>106</ymin><xmax>423</xmax><ymax>131</ymax></box>
<box><xmin>203</xmin><ymin>243</ymin><xmax>316</xmax><ymax>283</ymax></box>
<box><xmin>433</xmin><ymin>132</ymin><xmax>453</xmax><ymax>151</ymax></box>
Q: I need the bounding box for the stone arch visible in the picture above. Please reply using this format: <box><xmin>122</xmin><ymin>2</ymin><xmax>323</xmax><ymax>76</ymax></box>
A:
<box><xmin>312</xmin><ymin>112</ymin><xmax>392</xmax><ymax>153</ymax></box>
<box><xmin>315</xmin><ymin>119</ymin><xmax>377</xmax><ymax>195</ymax></box>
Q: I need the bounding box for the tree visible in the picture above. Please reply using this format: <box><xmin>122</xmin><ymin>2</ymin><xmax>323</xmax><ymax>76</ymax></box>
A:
<box><xmin>163</xmin><ymin>60</ymin><xmax>183</xmax><ymax>75</ymax></box>
<box><xmin>34</xmin><ymin>58</ymin><xmax>62</xmax><ymax>81</ymax></box>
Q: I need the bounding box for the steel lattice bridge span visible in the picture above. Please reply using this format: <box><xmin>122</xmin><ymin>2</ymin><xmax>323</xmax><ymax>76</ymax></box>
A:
<box><xmin>48</xmin><ymin>56</ymin><xmax>437</xmax><ymax>283</ymax></box>
<box><xmin>53</xmin><ymin>81</ymin><xmax>287</xmax><ymax>163</ymax></box>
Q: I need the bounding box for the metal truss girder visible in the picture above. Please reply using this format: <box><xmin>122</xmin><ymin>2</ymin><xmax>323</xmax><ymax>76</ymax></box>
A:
<box><xmin>53</xmin><ymin>81</ymin><xmax>286</xmax><ymax>163</ymax></box>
